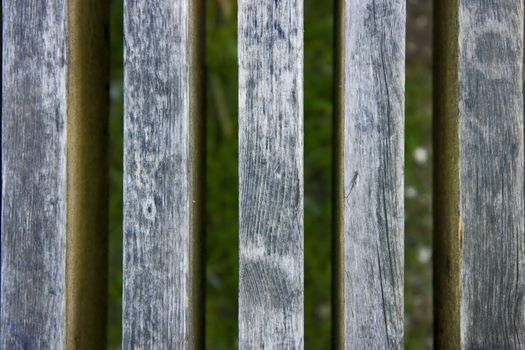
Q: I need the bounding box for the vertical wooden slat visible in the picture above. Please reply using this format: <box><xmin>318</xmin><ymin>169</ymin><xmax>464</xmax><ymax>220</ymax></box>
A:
<box><xmin>1</xmin><ymin>0</ymin><xmax>108</xmax><ymax>348</ymax></box>
<box><xmin>123</xmin><ymin>0</ymin><xmax>205</xmax><ymax>348</ymax></box>
<box><xmin>335</xmin><ymin>0</ymin><xmax>405</xmax><ymax>348</ymax></box>
<box><xmin>238</xmin><ymin>0</ymin><xmax>304</xmax><ymax>348</ymax></box>
<box><xmin>2</xmin><ymin>2</ymin><xmax>68</xmax><ymax>347</ymax></box>
<box><xmin>434</xmin><ymin>1</ymin><xmax>525</xmax><ymax>348</ymax></box>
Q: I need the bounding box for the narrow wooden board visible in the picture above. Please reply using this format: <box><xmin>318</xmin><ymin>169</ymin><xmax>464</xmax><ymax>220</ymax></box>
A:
<box><xmin>335</xmin><ymin>1</ymin><xmax>405</xmax><ymax>348</ymax></box>
<box><xmin>458</xmin><ymin>3</ymin><xmax>525</xmax><ymax>346</ymax></box>
<box><xmin>434</xmin><ymin>1</ymin><xmax>525</xmax><ymax>348</ymax></box>
<box><xmin>238</xmin><ymin>0</ymin><xmax>304</xmax><ymax>347</ymax></box>
<box><xmin>1</xmin><ymin>0</ymin><xmax>109</xmax><ymax>347</ymax></box>
<box><xmin>1</xmin><ymin>1</ymin><xmax>68</xmax><ymax>347</ymax></box>
<box><xmin>123</xmin><ymin>0</ymin><xmax>205</xmax><ymax>348</ymax></box>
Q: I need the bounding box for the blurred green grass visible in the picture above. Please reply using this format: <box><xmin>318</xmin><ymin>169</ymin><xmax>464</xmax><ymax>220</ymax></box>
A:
<box><xmin>107</xmin><ymin>0</ymin><xmax>433</xmax><ymax>348</ymax></box>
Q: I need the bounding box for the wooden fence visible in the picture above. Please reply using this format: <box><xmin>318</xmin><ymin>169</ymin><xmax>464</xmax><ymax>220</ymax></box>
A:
<box><xmin>1</xmin><ymin>0</ymin><xmax>524</xmax><ymax>349</ymax></box>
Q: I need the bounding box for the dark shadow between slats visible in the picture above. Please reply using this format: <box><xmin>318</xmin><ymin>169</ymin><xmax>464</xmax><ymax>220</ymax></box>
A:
<box><xmin>66</xmin><ymin>0</ymin><xmax>110</xmax><ymax>347</ymax></box>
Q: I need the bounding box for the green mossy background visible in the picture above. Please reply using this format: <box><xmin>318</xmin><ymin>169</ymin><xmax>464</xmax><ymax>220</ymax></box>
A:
<box><xmin>107</xmin><ymin>0</ymin><xmax>433</xmax><ymax>348</ymax></box>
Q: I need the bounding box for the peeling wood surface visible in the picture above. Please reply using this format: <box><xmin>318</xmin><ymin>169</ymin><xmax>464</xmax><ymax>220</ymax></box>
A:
<box><xmin>123</xmin><ymin>0</ymin><xmax>204</xmax><ymax>348</ymax></box>
<box><xmin>238</xmin><ymin>0</ymin><xmax>304</xmax><ymax>348</ymax></box>
<box><xmin>338</xmin><ymin>1</ymin><xmax>405</xmax><ymax>348</ymax></box>
<box><xmin>1</xmin><ymin>1</ymin><xmax>68</xmax><ymax>348</ymax></box>
<box><xmin>458</xmin><ymin>1</ymin><xmax>525</xmax><ymax>348</ymax></box>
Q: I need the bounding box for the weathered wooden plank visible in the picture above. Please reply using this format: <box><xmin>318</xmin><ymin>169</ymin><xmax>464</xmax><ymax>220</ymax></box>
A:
<box><xmin>238</xmin><ymin>0</ymin><xmax>304</xmax><ymax>348</ymax></box>
<box><xmin>123</xmin><ymin>0</ymin><xmax>205</xmax><ymax>348</ymax></box>
<box><xmin>434</xmin><ymin>1</ymin><xmax>525</xmax><ymax>348</ymax></box>
<box><xmin>2</xmin><ymin>1</ymin><xmax>67</xmax><ymax>347</ymax></box>
<box><xmin>335</xmin><ymin>0</ymin><xmax>405</xmax><ymax>348</ymax></box>
<box><xmin>1</xmin><ymin>0</ymin><xmax>108</xmax><ymax>348</ymax></box>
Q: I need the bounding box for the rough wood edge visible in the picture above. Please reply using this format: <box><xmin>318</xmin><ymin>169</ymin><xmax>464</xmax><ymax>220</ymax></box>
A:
<box><xmin>433</xmin><ymin>0</ymin><xmax>461</xmax><ymax>348</ymax></box>
<box><xmin>65</xmin><ymin>0</ymin><xmax>109</xmax><ymax>348</ymax></box>
<box><xmin>332</xmin><ymin>0</ymin><xmax>345</xmax><ymax>348</ymax></box>
<box><xmin>188</xmin><ymin>0</ymin><xmax>206</xmax><ymax>347</ymax></box>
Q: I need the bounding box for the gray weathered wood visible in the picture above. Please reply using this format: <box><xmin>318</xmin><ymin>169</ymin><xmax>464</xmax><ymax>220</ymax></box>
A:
<box><xmin>458</xmin><ymin>3</ymin><xmax>525</xmax><ymax>347</ymax></box>
<box><xmin>2</xmin><ymin>0</ymin><xmax>108</xmax><ymax>348</ymax></box>
<box><xmin>123</xmin><ymin>0</ymin><xmax>205</xmax><ymax>348</ymax></box>
<box><xmin>238</xmin><ymin>0</ymin><xmax>304</xmax><ymax>347</ymax></box>
<box><xmin>435</xmin><ymin>1</ymin><xmax>525</xmax><ymax>348</ymax></box>
<box><xmin>335</xmin><ymin>1</ymin><xmax>405</xmax><ymax>348</ymax></box>
<box><xmin>2</xmin><ymin>1</ymin><xmax>67</xmax><ymax>347</ymax></box>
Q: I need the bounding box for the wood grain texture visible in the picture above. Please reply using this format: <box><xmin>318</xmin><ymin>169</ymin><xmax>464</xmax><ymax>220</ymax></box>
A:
<box><xmin>238</xmin><ymin>0</ymin><xmax>304</xmax><ymax>348</ymax></box>
<box><xmin>458</xmin><ymin>1</ymin><xmax>525</xmax><ymax>348</ymax></box>
<box><xmin>336</xmin><ymin>1</ymin><xmax>405</xmax><ymax>348</ymax></box>
<box><xmin>123</xmin><ymin>0</ymin><xmax>205</xmax><ymax>348</ymax></box>
<box><xmin>435</xmin><ymin>1</ymin><xmax>525</xmax><ymax>348</ymax></box>
<box><xmin>2</xmin><ymin>1</ymin><xmax>67</xmax><ymax>347</ymax></box>
<box><xmin>2</xmin><ymin>0</ymin><xmax>109</xmax><ymax>348</ymax></box>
